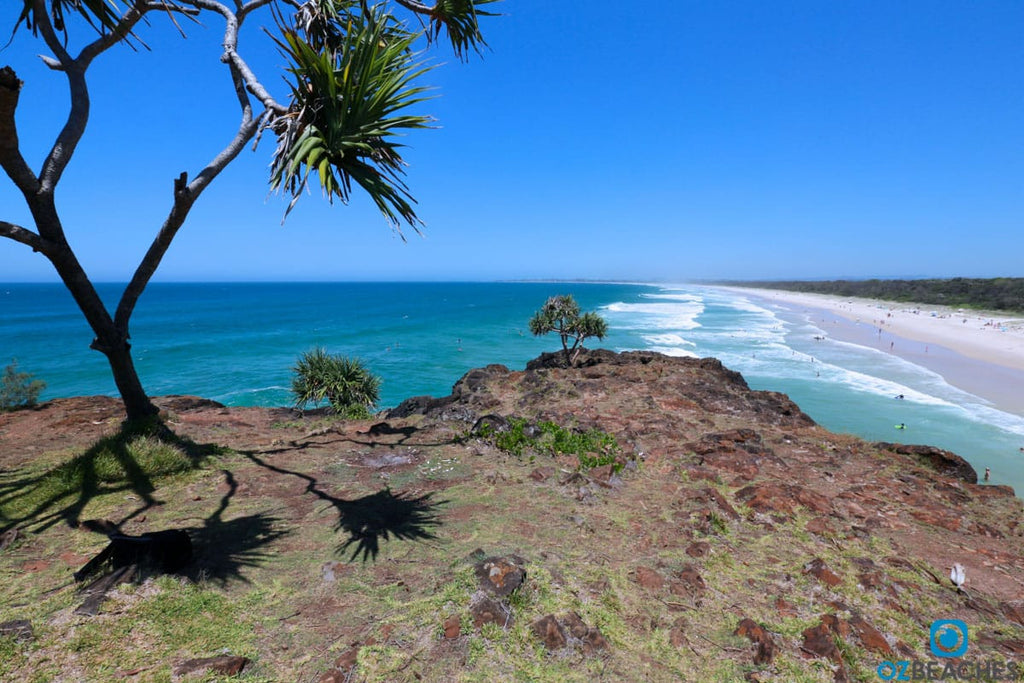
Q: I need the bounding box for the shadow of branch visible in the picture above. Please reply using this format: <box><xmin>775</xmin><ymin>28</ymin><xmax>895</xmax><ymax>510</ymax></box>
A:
<box><xmin>184</xmin><ymin>469</ymin><xmax>290</xmax><ymax>586</ymax></box>
<box><xmin>0</xmin><ymin>418</ymin><xmax>223</xmax><ymax>534</ymax></box>
<box><xmin>239</xmin><ymin>450</ymin><xmax>444</xmax><ymax>562</ymax></box>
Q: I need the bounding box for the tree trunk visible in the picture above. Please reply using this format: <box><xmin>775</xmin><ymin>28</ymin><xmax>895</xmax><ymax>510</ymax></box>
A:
<box><xmin>48</xmin><ymin>244</ymin><xmax>159</xmax><ymax>422</ymax></box>
<box><xmin>100</xmin><ymin>339</ymin><xmax>158</xmax><ymax>422</ymax></box>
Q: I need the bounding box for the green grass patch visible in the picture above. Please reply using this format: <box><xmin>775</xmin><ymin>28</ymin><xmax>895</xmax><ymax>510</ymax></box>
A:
<box><xmin>472</xmin><ymin>418</ymin><xmax>623</xmax><ymax>472</ymax></box>
<box><xmin>132</xmin><ymin>577</ymin><xmax>265</xmax><ymax>657</ymax></box>
<box><xmin>0</xmin><ymin>419</ymin><xmax>224</xmax><ymax>528</ymax></box>
<box><xmin>0</xmin><ymin>634</ymin><xmax>25</xmax><ymax>679</ymax></box>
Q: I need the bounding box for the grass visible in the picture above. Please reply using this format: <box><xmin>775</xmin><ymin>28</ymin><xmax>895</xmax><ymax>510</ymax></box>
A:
<box><xmin>5</xmin><ymin>389</ymin><xmax>1024</xmax><ymax>682</ymax></box>
<box><xmin>0</xmin><ymin>419</ymin><xmax>224</xmax><ymax>530</ymax></box>
<box><xmin>471</xmin><ymin>418</ymin><xmax>624</xmax><ymax>472</ymax></box>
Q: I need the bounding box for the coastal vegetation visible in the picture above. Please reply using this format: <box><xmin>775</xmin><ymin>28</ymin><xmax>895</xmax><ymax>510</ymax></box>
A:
<box><xmin>291</xmin><ymin>347</ymin><xmax>381</xmax><ymax>417</ymax></box>
<box><xmin>529</xmin><ymin>295</ymin><xmax>609</xmax><ymax>367</ymax></box>
<box><xmin>0</xmin><ymin>0</ymin><xmax>496</xmax><ymax>421</ymax></box>
<box><xmin>739</xmin><ymin>277</ymin><xmax>1024</xmax><ymax>313</ymax></box>
<box><xmin>470</xmin><ymin>416</ymin><xmax>624</xmax><ymax>472</ymax></box>
<box><xmin>0</xmin><ymin>359</ymin><xmax>45</xmax><ymax>411</ymax></box>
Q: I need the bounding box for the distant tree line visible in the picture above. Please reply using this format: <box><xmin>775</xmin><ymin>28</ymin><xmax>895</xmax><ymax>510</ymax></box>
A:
<box><xmin>732</xmin><ymin>278</ymin><xmax>1024</xmax><ymax>313</ymax></box>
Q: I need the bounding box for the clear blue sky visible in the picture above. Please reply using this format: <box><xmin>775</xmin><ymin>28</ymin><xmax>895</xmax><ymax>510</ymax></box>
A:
<box><xmin>1</xmin><ymin>1</ymin><xmax>1022</xmax><ymax>282</ymax></box>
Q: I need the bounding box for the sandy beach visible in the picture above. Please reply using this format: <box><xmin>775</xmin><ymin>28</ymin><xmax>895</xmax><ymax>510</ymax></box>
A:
<box><xmin>723</xmin><ymin>286</ymin><xmax>1024</xmax><ymax>417</ymax></box>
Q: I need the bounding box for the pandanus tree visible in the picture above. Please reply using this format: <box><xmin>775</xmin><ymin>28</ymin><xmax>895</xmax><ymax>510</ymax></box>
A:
<box><xmin>529</xmin><ymin>295</ymin><xmax>609</xmax><ymax>367</ymax></box>
<box><xmin>0</xmin><ymin>0</ymin><xmax>496</xmax><ymax>421</ymax></box>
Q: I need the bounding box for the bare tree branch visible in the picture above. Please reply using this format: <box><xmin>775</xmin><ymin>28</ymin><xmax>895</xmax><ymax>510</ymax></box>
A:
<box><xmin>30</xmin><ymin>0</ymin><xmax>153</xmax><ymax>209</ymax></box>
<box><xmin>29</xmin><ymin>0</ymin><xmax>74</xmax><ymax>68</ymax></box>
<box><xmin>394</xmin><ymin>0</ymin><xmax>434</xmax><ymax>15</ymax></box>
<box><xmin>0</xmin><ymin>66</ymin><xmax>41</xmax><ymax>196</ymax></box>
<box><xmin>144</xmin><ymin>1</ymin><xmax>200</xmax><ymax>14</ymax></box>
<box><xmin>115</xmin><ymin>0</ymin><xmax>270</xmax><ymax>331</ymax></box>
<box><xmin>77</xmin><ymin>0</ymin><xmax>153</xmax><ymax>68</ymax></box>
<box><xmin>179</xmin><ymin>0</ymin><xmax>286</xmax><ymax>113</ymax></box>
<box><xmin>0</xmin><ymin>220</ymin><xmax>48</xmax><ymax>253</ymax></box>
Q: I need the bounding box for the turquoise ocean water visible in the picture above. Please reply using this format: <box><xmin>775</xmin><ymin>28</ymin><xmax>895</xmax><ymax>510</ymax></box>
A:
<box><xmin>4</xmin><ymin>282</ymin><xmax>1024</xmax><ymax>492</ymax></box>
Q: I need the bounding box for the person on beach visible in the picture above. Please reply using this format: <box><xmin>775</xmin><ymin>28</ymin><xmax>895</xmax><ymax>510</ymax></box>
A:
<box><xmin>985</xmin><ymin>467</ymin><xmax>991</xmax><ymax>482</ymax></box>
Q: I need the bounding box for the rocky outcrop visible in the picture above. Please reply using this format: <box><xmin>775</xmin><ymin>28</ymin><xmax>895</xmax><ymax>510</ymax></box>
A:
<box><xmin>874</xmin><ymin>442</ymin><xmax>978</xmax><ymax>483</ymax></box>
<box><xmin>5</xmin><ymin>348</ymin><xmax>1024</xmax><ymax>683</ymax></box>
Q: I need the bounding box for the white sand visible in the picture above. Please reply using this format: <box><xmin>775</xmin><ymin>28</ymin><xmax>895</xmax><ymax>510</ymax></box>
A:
<box><xmin>724</xmin><ymin>287</ymin><xmax>1024</xmax><ymax>373</ymax></box>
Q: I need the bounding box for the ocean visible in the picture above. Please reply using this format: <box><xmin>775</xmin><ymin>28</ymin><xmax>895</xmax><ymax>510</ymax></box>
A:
<box><xmin>4</xmin><ymin>282</ymin><xmax>1024</xmax><ymax>492</ymax></box>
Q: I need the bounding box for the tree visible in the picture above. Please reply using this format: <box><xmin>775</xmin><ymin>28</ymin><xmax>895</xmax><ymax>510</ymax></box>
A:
<box><xmin>0</xmin><ymin>359</ymin><xmax>46</xmax><ymax>411</ymax></box>
<box><xmin>0</xmin><ymin>0</ymin><xmax>496</xmax><ymax>421</ymax></box>
<box><xmin>529</xmin><ymin>295</ymin><xmax>608</xmax><ymax>367</ymax></box>
<box><xmin>291</xmin><ymin>347</ymin><xmax>380</xmax><ymax>417</ymax></box>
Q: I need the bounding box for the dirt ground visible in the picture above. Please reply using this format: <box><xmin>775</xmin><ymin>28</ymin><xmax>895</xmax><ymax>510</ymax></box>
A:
<box><xmin>3</xmin><ymin>352</ymin><xmax>1024</xmax><ymax>682</ymax></box>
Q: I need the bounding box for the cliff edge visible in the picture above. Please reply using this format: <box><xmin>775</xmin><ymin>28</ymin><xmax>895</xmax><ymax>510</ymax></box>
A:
<box><xmin>1</xmin><ymin>350</ymin><xmax>1022</xmax><ymax>681</ymax></box>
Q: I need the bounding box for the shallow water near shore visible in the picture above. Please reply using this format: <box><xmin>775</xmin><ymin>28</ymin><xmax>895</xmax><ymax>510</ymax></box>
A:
<box><xmin>4</xmin><ymin>281</ymin><xmax>1024</xmax><ymax>493</ymax></box>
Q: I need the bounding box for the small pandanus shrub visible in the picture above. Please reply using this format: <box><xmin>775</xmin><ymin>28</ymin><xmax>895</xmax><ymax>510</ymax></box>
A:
<box><xmin>291</xmin><ymin>347</ymin><xmax>381</xmax><ymax>418</ymax></box>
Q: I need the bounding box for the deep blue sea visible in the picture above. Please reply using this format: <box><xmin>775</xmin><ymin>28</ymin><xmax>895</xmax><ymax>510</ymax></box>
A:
<box><xmin>4</xmin><ymin>282</ymin><xmax>1024</xmax><ymax>492</ymax></box>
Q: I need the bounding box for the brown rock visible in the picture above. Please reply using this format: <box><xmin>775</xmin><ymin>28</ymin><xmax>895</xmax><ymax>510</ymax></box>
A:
<box><xmin>686</xmin><ymin>541</ymin><xmax>711</xmax><ymax>558</ymax></box>
<box><xmin>849</xmin><ymin>614</ymin><xmax>891</xmax><ymax>655</ymax></box>
<box><xmin>1001</xmin><ymin>600</ymin><xmax>1024</xmax><ymax>627</ymax></box>
<box><xmin>561</xmin><ymin>612</ymin><xmax>590</xmax><ymax>639</ymax></box>
<box><xmin>670</xmin><ymin>564</ymin><xmax>706</xmax><ymax>596</ymax></box>
<box><xmin>801</xmin><ymin>623</ymin><xmax>839</xmax><ymax>662</ymax></box>
<box><xmin>173</xmin><ymin>655</ymin><xmax>248</xmax><ymax>678</ymax></box>
<box><xmin>634</xmin><ymin>566</ymin><xmax>665</xmax><ymax>590</ymax></box>
<box><xmin>735</xmin><ymin>618</ymin><xmax>776</xmax><ymax>665</ymax></box>
<box><xmin>679</xmin><ymin>465</ymin><xmax>721</xmax><ymax>483</ymax></box>
<box><xmin>528</xmin><ymin>467</ymin><xmax>555</xmax><ymax>482</ymax></box>
<box><xmin>805</xmin><ymin>516</ymin><xmax>834</xmax><ymax>535</ymax></box>
<box><xmin>318</xmin><ymin>670</ymin><xmax>346</xmax><ymax>683</ymax></box>
<box><xmin>334</xmin><ymin>647</ymin><xmax>359</xmax><ymax>670</ymax></box>
<box><xmin>821</xmin><ymin>613</ymin><xmax>851</xmax><ymax>638</ymax></box>
<box><xmin>874</xmin><ymin>442</ymin><xmax>977</xmax><ymax>483</ymax></box>
<box><xmin>0</xmin><ymin>620</ymin><xmax>32</xmax><ymax>642</ymax></box>
<box><xmin>443</xmin><ymin>614</ymin><xmax>461</xmax><ymax>639</ymax></box>
<box><xmin>735</xmin><ymin>482</ymin><xmax>832</xmax><ymax>516</ymax></box>
<box><xmin>774</xmin><ymin>597</ymin><xmax>797</xmax><ymax>618</ymax></box>
<box><xmin>532</xmin><ymin>614</ymin><xmax>567</xmax><ymax>651</ymax></box>
<box><xmin>909</xmin><ymin>506</ymin><xmax>962</xmax><ymax>531</ymax></box>
<box><xmin>583</xmin><ymin>627</ymin><xmax>609</xmax><ymax>651</ymax></box>
<box><xmin>470</xmin><ymin>597</ymin><xmax>508</xmax><ymax>629</ymax></box>
<box><xmin>702</xmin><ymin>486</ymin><xmax>741</xmax><ymax>520</ymax></box>
<box><xmin>474</xmin><ymin>555</ymin><xmax>526</xmax><ymax>597</ymax></box>
<box><xmin>803</xmin><ymin>558</ymin><xmax>843</xmax><ymax>586</ymax></box>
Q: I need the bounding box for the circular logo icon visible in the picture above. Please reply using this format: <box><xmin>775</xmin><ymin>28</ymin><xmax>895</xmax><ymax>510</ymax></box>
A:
<box><xmin>929</xmin><ymin>619</ymin><xmax>968</xmax><ymax>658</ymax></box>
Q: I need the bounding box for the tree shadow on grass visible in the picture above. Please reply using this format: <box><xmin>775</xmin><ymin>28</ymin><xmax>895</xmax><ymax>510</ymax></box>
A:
<box><xmin>184</xmin><ymin>469</ymin><xmax>290</xmax><ymax>586</ymax></box>
<box><xmin>0</xmin><ymin>418</ymin><xmax>225</xmax><ymax>534</ymax></box>
<box><xmin>256</xmin><ymin>420</ymin><xmax>454</xmax><ymax>456</ymax></box>
<box><xmin>336</xmin><ymin>488</ymin><xmax>442</xmax><ymax>562</ymax></box>
<box><xmin>240</xmin><ymin>450</ymin><xmax>444</xmax><ymax>562</ymax></box>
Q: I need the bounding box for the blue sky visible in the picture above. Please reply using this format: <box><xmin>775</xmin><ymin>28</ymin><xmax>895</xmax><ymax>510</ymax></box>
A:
<box><xmin>1</xmin><ymin>1</ymin><xmax>1022</xmax><ymax>282</ymax></box>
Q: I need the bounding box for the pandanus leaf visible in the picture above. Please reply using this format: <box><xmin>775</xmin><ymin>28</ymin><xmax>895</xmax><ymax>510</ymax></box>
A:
<box><xmin>269</xmin><ymin>5</ymin><xmax>435</xmax><ymax>233</ymax></box>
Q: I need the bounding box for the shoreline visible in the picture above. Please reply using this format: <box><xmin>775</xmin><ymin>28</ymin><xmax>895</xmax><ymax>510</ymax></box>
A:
<box><xmin>721</xmin><ymin>286</ymin><xmax>1024</xmax><ymax>418</ymax></box>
